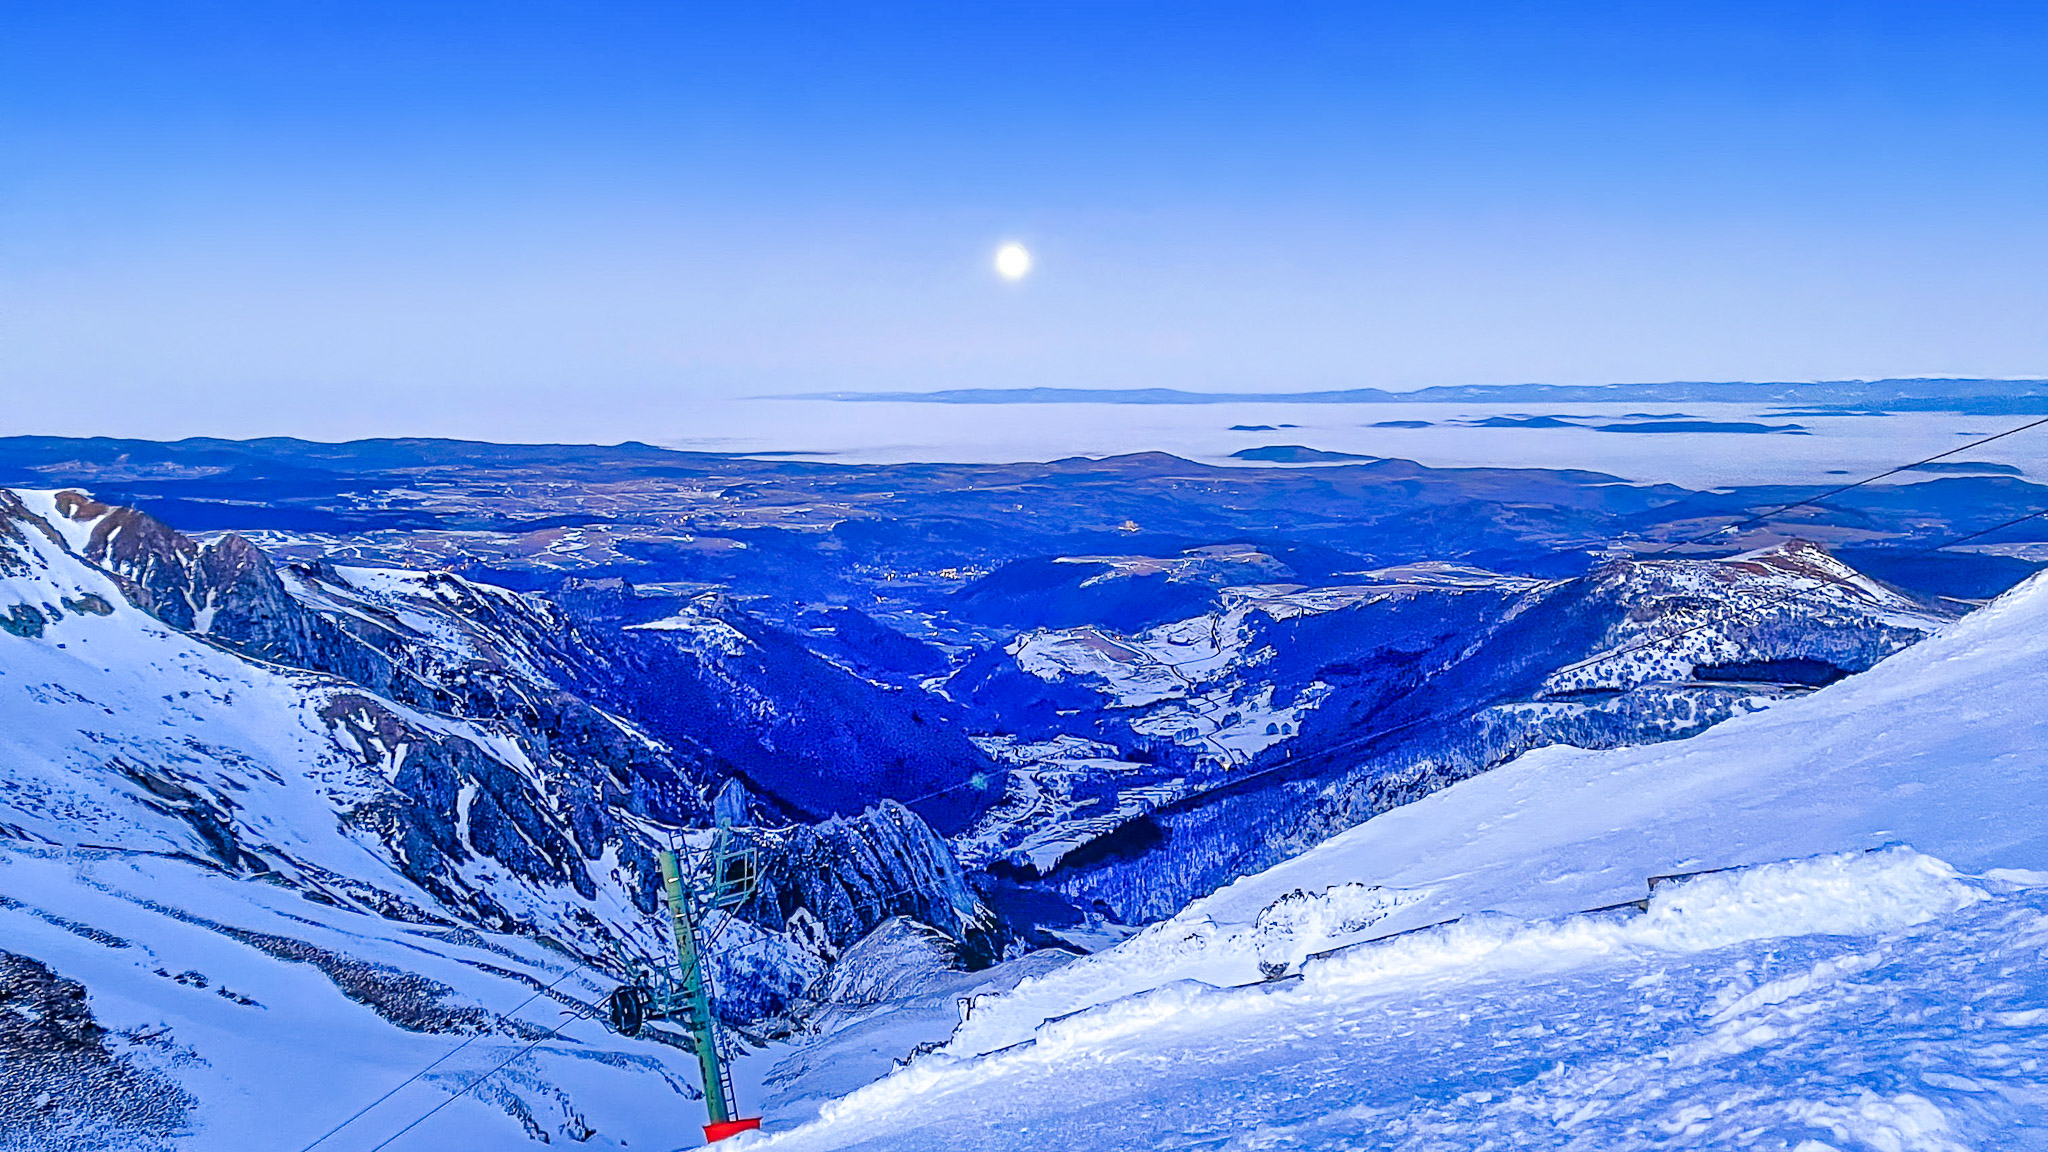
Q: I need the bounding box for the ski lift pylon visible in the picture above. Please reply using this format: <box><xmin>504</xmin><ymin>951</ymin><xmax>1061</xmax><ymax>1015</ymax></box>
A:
<box><xmin>599</xmin><ymin>818</ymin><xmax>764</xmax><ymax>1144</ymax></box>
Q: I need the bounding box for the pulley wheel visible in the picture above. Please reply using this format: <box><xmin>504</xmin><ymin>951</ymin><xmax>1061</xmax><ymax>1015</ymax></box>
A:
<box><xmin>606</xmin><ymin>984</ymin><xmax>652</xmax><ymax>1037</ymax></box>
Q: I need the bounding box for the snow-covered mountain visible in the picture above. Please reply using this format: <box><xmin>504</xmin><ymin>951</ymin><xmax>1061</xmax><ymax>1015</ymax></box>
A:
<box><xmin>954</xmin><ymin>542</ymin><xmax>1950</xmax><ymax>923</ymax></box>
<box><xmin>748</xmin><ymin>569</ymin><xmax>2048</xmax><ymax>1150</ymax></box>
<box><xmin>0</xmin><ymin>488</ymin><xmax>1006</xmax><ymax>1149</ymax></box>
<box><xmin>3</xmin><ymin>474</ymin><xmax>2022</xmax><ymax>1152</ymax></box>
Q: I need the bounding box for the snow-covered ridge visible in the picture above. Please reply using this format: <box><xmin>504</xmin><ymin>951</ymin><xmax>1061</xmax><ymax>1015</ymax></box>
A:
<box><xmin>1004</xmin><ymin>544</ymin><xmax>1933</xmax><ymax>741</ymax></box>
<box><xmin>958</xmin><ymin>540</ymin><xmax>1952</xmax><ymax>923</ymax></box>
<box><xmin>624</xmin><ymin>594</ymin><xmax>759</xmax><ymax>656</ymax></box>
<box><xmin>10</xmin><ymin>488</ymin><xmax>107</xmax><ymax>554</ymax></box>
<box><xmin>280</xmin><ymin>561</ymin><xmax>565</xmax><ymax>684</ymax></box>
<box><xmin>1546</xmin><ymin>540</ymin><xmax>1937</xmax><ymax>694</ymax></box>
<box><xmin>0</xmin><ymin>487</ymin><xmax>657</xmax><ymax>949</ymax></box>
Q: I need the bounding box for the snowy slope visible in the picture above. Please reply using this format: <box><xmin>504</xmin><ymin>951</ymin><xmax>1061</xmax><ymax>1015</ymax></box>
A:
<box><xmin>0</xmin><ymin>489</ymin><xmax>1004</xmax><ymax>1150</ymax></box>
<box><xmin>1</xmin><ymin>846</ymin><xmax>701</xmax><ymax>1152</ymax></box>
<box><xmin>746</xmin><ymin>572</ymin><xmax>2048</xmax><ymax>1150</ymax></box>
<box><xmin>764</xmin><ymin>849</ymin><xmax>2048</xmax><ymax>1151</ymax></box>
<box><xmin>0</xmin><ymin>490</ymin><xmax>726</xmax><ymax>1148</ymax></box>
<box><xmin>0</xmin><ymin>488</ymin><xmax>663</xmax><ymax>951</ymax></box>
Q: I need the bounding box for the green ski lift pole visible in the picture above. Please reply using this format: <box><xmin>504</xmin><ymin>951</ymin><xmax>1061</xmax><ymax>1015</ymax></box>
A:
<box><xmin>626</xmin><ymin>819</ymin><xmax>759</xmax><ymax>1144</ymax></box>
<box><xmin>657</xmin><ymin>847</ymin><xmax>737</xmax><ymax>1129</ymax></box>
<box><xmin>602</xmin><ymin>820</ymin><xmax>761</xmax><ymax>1142</ymax></box>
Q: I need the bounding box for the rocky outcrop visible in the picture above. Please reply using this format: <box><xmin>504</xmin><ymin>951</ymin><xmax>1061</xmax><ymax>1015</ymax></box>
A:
<box><xmin>753</xmin><ymin>801</ymin><xmax>991</xmax><ymax>958</ymax></box>
<box><xmin>33</xmin><ymin>491</ymin><xmax>404</xmax><ymax>690</ymax></box>
<box><xmin>318</xmin><ymin>693</ymin><xmax>616</xmax><ymax>921</ymax></box>
<box><xmin>0</xmin><ymin>951</ymin><xmax>194</xmax><ymax>1152</ymax></box>
<box><xmin>700</xmin><ymin>802</ymin><xmax>997</xmax><ymax>1022</ymax></box>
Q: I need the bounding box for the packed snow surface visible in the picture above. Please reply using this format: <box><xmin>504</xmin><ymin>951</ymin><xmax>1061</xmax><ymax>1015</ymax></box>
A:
<box><xmin>759</xmin><ymin>852</ymin><xmax>2048</xmax><ymax>1151</ymax></box>
<box><xmin>746</xmin><ymin>574</ymin><xmax>2048</xmax><ymax>1150</ymax></box>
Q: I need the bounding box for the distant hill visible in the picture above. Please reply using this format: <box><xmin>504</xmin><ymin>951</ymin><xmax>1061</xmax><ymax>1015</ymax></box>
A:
<box><xmin>794</xmin><ymin>377</ymin><xmax>2048</xmax><ymax>414</ymax></box>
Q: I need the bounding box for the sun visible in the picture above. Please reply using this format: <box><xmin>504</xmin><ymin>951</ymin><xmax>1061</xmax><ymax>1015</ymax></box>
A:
<box><xmin>994</xmin><ymin>242</ymin><xmax>1032</xmax><ymax>281</ymax></box>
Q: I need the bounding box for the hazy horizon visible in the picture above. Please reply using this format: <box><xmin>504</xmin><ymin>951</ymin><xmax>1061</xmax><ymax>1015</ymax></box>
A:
<box><xmin>5</xmin><ymin>3</ymin><xmax>2046</xmax><ymax>444</ymax></box>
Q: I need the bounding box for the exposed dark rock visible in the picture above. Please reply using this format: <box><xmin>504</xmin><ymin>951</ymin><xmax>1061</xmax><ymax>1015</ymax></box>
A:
<box><xmin>755</xmin><ymin>801</ymin><xmax>995</xmax><ymax>963</ymax></box>
<box><xmin>0</xmin><ymin>897</ymin><xmax>131</xmax><ymax>950</ymax></box>
<box><xmin>318</xmin><ymin>693</ymin><xmax>607</xmax><ymax>919</ymax></box>
<box><xmin>109</xmin><ymin>758</ymin><xmax>264</xmax><ymax>873</ymax></box>
<box><xmin>0</xmin><ymin>950</ymin><xmax>194</xmax><ymax>1152</ymax></box>
<box><xmin>51</xmin><ymin>490</ymin><xmax>208</xmax><ymax>628</ymax></box>
<box><xmin>60</xmin><ymin>593</ymin><xmax>113</xmax><ymax>616</ymax></box>
<box><xmin>0</xmin><ymin>604</ymin><xmax>44</xmax><ymax>639</ymax></box>
<box><xmin>204</xmin><ymin>928</ymin><xmax>520</xmax><ymax>1036</ymax></box>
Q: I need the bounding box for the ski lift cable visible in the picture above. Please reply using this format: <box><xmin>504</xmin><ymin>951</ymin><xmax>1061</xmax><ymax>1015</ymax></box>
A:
<box><xmin>657</xmin><ymin>874</ymin><xmax>968</xmax><ymax>972</ymax></box>
<box><xmin>362</xmin><ymin>1000</ymin><xmax>603</xmax><ymax>1152</ymax></box>
<box><xmin>288</xmin><ymin>961</ymin><xmax>591</xmax><ymax>1152</ymax></box>
<box><xmin>1638</xmin><ymin>415</ymin><xmax>2048</xmax><ymax>557</ymax></box>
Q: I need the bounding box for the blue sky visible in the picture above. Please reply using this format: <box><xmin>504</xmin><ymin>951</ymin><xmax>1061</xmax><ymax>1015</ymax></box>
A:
<box><xmin>2</xmin><ymin>2</ymin><xmax>2045</xmax><ymax>440</ymax></box>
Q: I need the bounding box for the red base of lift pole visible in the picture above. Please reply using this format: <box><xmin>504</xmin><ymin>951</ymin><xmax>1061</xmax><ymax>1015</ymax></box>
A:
<box><xmin>704</xmin><ymin>1117</ymin><xmax>763</xmax><ymax>1143</ymax></box>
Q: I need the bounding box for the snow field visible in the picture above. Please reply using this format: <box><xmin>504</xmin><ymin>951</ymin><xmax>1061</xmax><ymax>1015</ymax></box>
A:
<box><xmin>0</xmin><ymin>846</ymin><xmax>699</xmax><ymax>1152</ymax></box>
<box><xmin>1304</xmin><ymin>848</ymin><xmax>1982</xmax><ymax>996</ymax></box>
<box><xmin>755</xmin><ymin>850</ymin><xmax>2041</xmax><ymax>1151</ymax></box>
